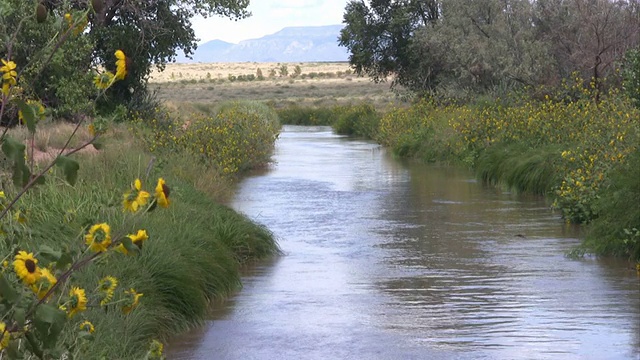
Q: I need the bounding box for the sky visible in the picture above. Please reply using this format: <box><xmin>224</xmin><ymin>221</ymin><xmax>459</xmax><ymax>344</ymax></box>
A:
<box><xmin>191</xmin><ymin>0</ymin><xmax>350</xmax><ymax>44</ymax></box>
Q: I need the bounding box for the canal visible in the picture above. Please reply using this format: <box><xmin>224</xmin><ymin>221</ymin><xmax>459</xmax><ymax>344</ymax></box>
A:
<box><xmin>168</xmin><ymin>126</ymin><xmax>640</xmax><ymax>360</ymax></box>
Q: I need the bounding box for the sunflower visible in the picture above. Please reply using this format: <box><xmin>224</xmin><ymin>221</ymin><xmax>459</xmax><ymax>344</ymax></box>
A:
<box><xmin>123</xmin><ymin>178</ymin><xmax>150</xmax><ymax>213</ymax></box>
<box><xmin>0</xmin><ymin>322</ymin><xmax>9</xmax><ymax>350</ymax></box>
<box><xmin>67</xmin><ymin>287</ymin><xmax>87</xmax><ymax>318</ymax></box>
<box><xmin>94</xmin><ymin>71</ymin><xmax>114</xmax><ymax>90</ymax></box>
<box><xmin>0</xmin><ymin>60</ymin><xmax>17</xmax><ymax>80</ymax></box>
<box><xmin>154</xmin><ymin>178</ymin><xmax>170</xmax><ymax>208</ymax></box>
<box><xmin>1</xmin><ymin>59</ymin><xmax>17</xmax><ymax>96</ymax></box>
<box><xmin>79</xmin><ymin>320</ymin><xmax>95</xmax><ymax>334</ymax></box>
<box><xmin>13</xmin><ymin>251</ymin><xmax>41</xmax><ymax>285</ymax></box>
<box><xmin>116</xmin><ymin>229</ymin><xmax>149</xmax><ymax>255</ymax></box>
<box><xmin>30</xmin><ymin>268</ymin><xmax>57</xmax><ymax>300</ymax></box>
<box><xmin>122</xmin><ymin>288</ymin><xmax>143</xmax><ymax>314</ymax></box>
<box><xmin>114</xmin><ymin>50</ymin><xmax>127</xmax><ymax>80</ymax></box>
<box><xmin>85</xmin><ymin>223</ymin><xmax>112</xmax><ymax>253</ymax></box>
<box><xmin>98</xmin><ymin>275</ymin><xmax>118</xmax><ymax>305</ymax></box>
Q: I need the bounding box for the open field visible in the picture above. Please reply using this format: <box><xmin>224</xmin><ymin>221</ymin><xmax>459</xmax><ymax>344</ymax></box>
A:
<box><xmin>149</xmin><ymin>62</ymin><xmax>402</xmax><ymax>108</ymax></box>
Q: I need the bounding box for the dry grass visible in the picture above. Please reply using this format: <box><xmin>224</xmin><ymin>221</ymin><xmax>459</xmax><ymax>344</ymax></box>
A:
<box><xmin>149</xmin><ymin>62</ymin><xmax>356</xmax><ymax>82</ymax></box>
<box><xmin>149</xmin><ymin>62</ymin><xmax>402</xmax><ymax>109</ymax></box>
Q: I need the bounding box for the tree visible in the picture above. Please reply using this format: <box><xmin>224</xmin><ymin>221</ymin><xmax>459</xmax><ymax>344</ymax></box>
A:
<box><xmin>533</xmin><ymin>0</ymin><xmax>640</xmax><ymax>92</ymax></box>
<box><xmin>1</xmin><ymin>0</ymin><xmax>251</xmax><ymax>116</ymax></box>
<box><xmin>339</xmin><ymin>0</ymin><xmax>442</xmax><ymax>92</ymax></box>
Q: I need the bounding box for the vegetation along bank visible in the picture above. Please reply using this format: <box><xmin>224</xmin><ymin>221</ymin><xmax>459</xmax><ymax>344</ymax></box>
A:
<box><xmin>0</xmin><ymin>0</ymin><xmax>280</xmax><ymax>359</ymax></box>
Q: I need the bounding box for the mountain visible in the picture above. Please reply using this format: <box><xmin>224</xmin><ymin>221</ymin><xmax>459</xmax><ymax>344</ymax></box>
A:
<box><xmin>178</xmin><ymin>25</ymin><xmax>349</xmax><ymax>63</ymax></box>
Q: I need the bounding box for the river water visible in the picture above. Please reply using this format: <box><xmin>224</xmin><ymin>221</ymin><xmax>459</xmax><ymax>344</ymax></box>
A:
<box><xmin>168</xmin><ymin>126</ymin><xmax>640</xmax><ymax>360</ymax></box>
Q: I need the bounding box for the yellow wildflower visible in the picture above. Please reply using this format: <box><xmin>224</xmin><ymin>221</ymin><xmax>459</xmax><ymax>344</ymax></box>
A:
<box><xmin>85</xmin><ymin>223</ymin><xmax>112</xmax><ymax>252</ymax></box>
<box><xmin>114</xmin><ymin>50</ymin><xmax>127</xmax><ymax>80</ymax></box>
<box><xmin>79</xmin><ymin>320</ymin><xmax>95</xmax><ymax>334</ymax></box>
<box><xmin>154</xmin><ymin>178</ymin><xmax>170</xmax><ymax>208</ymax></box>
<box><xmin>94</xmin><ymin>71</ymin><xmax>115</xmax><ymax>89</ymax></box>
<box><xmin>115</xmin><ymin>229</ymin><xmax>149</xmax><ymax>255</ymax></box>
<box><xmin>67</xmin><ymin>287</ymin><xmax>87</xmax><ymax>318</ymax></box>
<box><xmin>123</xmin><ymin>179</ymin><xmax>150</xmax><ymax>212</ymax></box>
<box><xmin>0</xmin><ymin>322</ymin><xmax>9</xmax><ymax>350</ymax></box>
<box><xmin>122</xmin><ymin>288</ymin><xmax>143</xmax><ymax>314</ymax></box>
<box><xmin>98</xmin><ymin>275</ymin><xmax>118</xmax><ymax>305</ymax></box>
<box><xmin>30</xmin><ymin>268</ymin><xmax>57</xmax><ymax>300</ymax></box>
<box><xmin>13</xmin><ymin>251</ymin><xmax>41</xmax><ymax>285</ymax></box>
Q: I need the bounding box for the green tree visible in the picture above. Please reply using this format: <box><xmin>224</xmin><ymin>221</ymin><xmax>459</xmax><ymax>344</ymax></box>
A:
<box><xmin>339</xmin><ymin>0</ymin><xmax>441</xmax><ymax>92</ymax></box>
<box><xmin>1</xmin><ymin>0</ymin><xmax>251</xmax><ymax>116</ymax></box>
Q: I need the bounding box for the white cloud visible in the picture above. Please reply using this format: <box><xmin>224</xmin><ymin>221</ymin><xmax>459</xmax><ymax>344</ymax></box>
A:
<box><xmin>191</xmin><ymin>0</ymin><xmax>348</xmax><ymax>44</ymax></box>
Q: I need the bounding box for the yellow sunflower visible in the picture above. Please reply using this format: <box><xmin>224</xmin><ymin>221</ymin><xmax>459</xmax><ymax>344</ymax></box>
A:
<box><xmin>30</xmin><ymin>267</ymin><xmax>57</xmax><ymax>300</ymax></box>
<box><xmin>123</xmin><ymin>178</ymin><xmax>150</xmax><ymax>213</ymax></box>
<box><xmin>67</xmin><ymin>287</ymin><xmax>87</xmax><ymax>318</ymax></box>
<box><xmin>85</xmin><ymin>223</ymin><xmax>112</xmax><ymax>253</ymax></box>
<box><xmin>122</xmin><ymin>288</ymin><xmax>143</xmax><ymax>314</ymax></box>
<box><xmin>0</xmin><ymin>59</ymin><xmax>17</xmax><ymax>80</ymax></box>
<box><xmin>98</xmin><ymin>275</ymin><xmax>118</xmax><ymax>305</ymax></box>
<box><xmin>0</xmin><ymin>322</ymin><xmax>10</xmax><ymax>350</ymax></box>
<box><xmin>116</xmin><ymin>229</ymin><xmax>149</xmax><ymax>255</ymax></box>
<box><xmin>154</xmin><ymin>178</ymin><xmax>170</xmax><ymax>208</ymax></box>
<box><xmin>79</xmin><ymin>320</ymin><xmax>95</xmax><ymax>334</ymax></box>
<box><xmin>94</xmin><ymin>71</ymin><xmax>115</xmax><ymax>90</ymax></box>
<box><xmin>114</xmin><ymin>50</ymin><xmax>127</xmax><ymax>80</ymax></box>
<box><xmin>13</xmin><ymin>251</ymin><xmax>41</xmax><ymax>285</ymax></box>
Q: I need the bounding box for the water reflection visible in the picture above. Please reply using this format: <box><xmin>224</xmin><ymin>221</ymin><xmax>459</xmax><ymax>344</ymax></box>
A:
<box><xmin>167</xmin><ymin>126</ymin><xmax>640</xmax><ymax>360</ymax></box>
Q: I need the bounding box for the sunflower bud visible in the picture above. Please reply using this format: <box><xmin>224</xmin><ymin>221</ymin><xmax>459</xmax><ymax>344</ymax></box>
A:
<box><xmin>91</xmin><ymin>0</ymin><xmax>104</xmax><ymax>13</ymax></box>
<box><xmin>36</xmin><ymin>3</ymin><xmax>47</xmax><ymax>23</ymax></box>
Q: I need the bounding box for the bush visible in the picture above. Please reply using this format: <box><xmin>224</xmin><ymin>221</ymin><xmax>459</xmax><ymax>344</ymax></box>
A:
<box><xmin>145</xmin><ymin>101</ymin><xmax>280</xmax><ymax>175</ymax></box>
<box><xmin>333</xmin><ymin>104</ymin><xmax>380</xmax><ymax>138</ymax></box>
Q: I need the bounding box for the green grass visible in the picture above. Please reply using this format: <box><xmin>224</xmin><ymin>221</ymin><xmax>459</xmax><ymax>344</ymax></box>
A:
<box><xmin>475</xmin><ymin>144</ymin><xmax>563</xmax><ymax>195</ymax></box>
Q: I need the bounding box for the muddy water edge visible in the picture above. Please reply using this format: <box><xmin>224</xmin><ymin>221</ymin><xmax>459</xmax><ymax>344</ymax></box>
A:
<box><xmin>167</xmin><ymin>125</ymin><xmax>640</xmax><ymax>360</ymax></box>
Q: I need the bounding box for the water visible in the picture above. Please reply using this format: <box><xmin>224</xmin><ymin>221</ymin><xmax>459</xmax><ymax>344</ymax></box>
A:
<box><xmin>168</xmin><ymin>126</ymin><xmax>640</xmax><ymax>360</ymax></box>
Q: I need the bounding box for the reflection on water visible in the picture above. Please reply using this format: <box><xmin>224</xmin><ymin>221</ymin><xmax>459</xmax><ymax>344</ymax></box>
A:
<box><xmin>168</xmin><ymin>126</ymin><xmax>640</xmax><ymax>360</ymax></box>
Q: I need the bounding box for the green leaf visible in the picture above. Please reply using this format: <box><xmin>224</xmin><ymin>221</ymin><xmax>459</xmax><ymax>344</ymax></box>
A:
<box><xmin>78</xmin><ymin>331</ymin><xmax>94</xmax><ymax>341</ymax></box>
<box><xmin>12</xmin><ymin>161</ymin><xmax>30</xmax><ymax>188</ymax></box>
<box><xmin>16</xmin><ymin>100</ymin><xmax>37</xmax><ymax>134</ymax></box>
<box><xmin>14</xmin><ymin>307</ymin><xmax>25</xmax><ymax>328</ymax></box>
<box><xmin>121</xmin><ymin>237</ymin><xmax>140</xmax><ymax>255</ymax></box>
<box><xmin>39</xmin><ymin>245</ymin><xmax>62</xmax><ymax>263</ymax></box>
<box><xmin>34</xmin><ymin>304</ymin><xmax>66</xmax><ymax>349</ymax></box>
<box><xmin>55</xmin><ymin>156</ymin><xmax>80</xmax><ymax>186</ymax></box>
<box><xmin>92</xmin><ymin>140</ymin><xmax>103</xmax><ymax>150</ymax></box>
<box><xmin>0</xmin><ymin>273</ymin><xmax>18</xmax><ymax>303</ymax></box>
<box><xmin>56</xmin><ymin>252</ymin><xmax>73</xmax><ymax>269</ymax></box>
<box><xmin>2</xmin><ymin>136</ymin><xmax>26</xmax><ymax>162</ymax></box>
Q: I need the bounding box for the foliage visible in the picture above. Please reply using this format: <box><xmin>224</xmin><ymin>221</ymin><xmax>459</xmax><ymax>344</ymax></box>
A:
<box><xmin>332</xmin><ymin>104</ymin><xmax>380</xmax><ymax>138</ymax></box>
<box><xmin>583</xmin><ymin>149</ymin><xmax>640</xmax><ymax>262</ymax></box>
<box><xmin>0</xmin><ymin>0</ymin><xmax>250</xmax><ymax>116</ymax></box>
<box><xmin>0</xmin><ymin>0</ymin><xmax>95</xmax><ymax>121</ymax></box>
<box><xmin>621</xmin><ymin>47</ymin><xmax>640</xmax><ymax>107</ymax></box>
<box><xmin>339</xmin><ymin>0</ymin><xmax>441</xmax><ymax>91</ymax></box>
<box><xmin>340</xmin><ymin>0</ymin><xmax>639</xmax><ymax>95</ymax></box>
<box><xmin>140</xmin><ymin>101</ymin><xmax>280</xmax><ymax>176</ymax></box>
<box><xmin>275</xmin><ymin>105</ymin><xmax>346</xmax><ymax>126</ymax></box>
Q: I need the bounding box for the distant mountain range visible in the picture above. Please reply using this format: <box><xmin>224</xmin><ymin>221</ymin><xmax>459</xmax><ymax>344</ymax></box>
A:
<box><xmin>177</xmin><ymin>25</ymin><xmax>349</xmax><ymax>63</ymax></box>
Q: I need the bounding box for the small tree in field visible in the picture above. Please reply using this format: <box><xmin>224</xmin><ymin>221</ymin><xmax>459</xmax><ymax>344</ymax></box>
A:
<box><xmin>279</xmin><ymin>65</ymin><xmax>289</xmax><ymax>77</ymax></box>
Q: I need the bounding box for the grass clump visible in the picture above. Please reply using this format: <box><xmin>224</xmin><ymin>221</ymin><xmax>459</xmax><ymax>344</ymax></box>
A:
<box><xmin>333</xmin><ymin>104</ymin><xmax>380</xmax><ymax>138</ymax></box>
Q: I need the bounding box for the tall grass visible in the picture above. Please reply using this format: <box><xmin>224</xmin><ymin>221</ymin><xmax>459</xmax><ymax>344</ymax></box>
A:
<box><xmin>8</xmin><ymin>126</ymin><xmax>279</xmax><ymax>358</ymax></box>
<box><xmin>275</xmin><ymin>105</ymin><xmax>343</xmax><ymax>125</ymax></box>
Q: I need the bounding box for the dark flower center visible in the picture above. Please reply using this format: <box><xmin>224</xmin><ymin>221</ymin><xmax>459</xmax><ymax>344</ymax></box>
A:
<box><xmin>25</xmin><ymin>259</ymin><xmax>36</xmax><ymax>273</ymax></box>
<box><xmin>162</xmin><ymin>184</ymin><xmax>170</xmax><ymax>198</ymax></box>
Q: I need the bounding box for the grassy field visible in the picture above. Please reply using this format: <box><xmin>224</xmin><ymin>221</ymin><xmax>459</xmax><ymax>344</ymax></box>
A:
<box><xmin>149</xmin><ymin>62</ymin><xmax>401</xmax><ymax>109</ymax></box>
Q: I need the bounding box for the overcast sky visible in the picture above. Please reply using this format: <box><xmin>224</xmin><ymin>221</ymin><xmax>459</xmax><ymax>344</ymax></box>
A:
<box><xmin>191</xmin><ymin>0</ymin><xmax>350</xmax><ymax>44</ymax></box>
